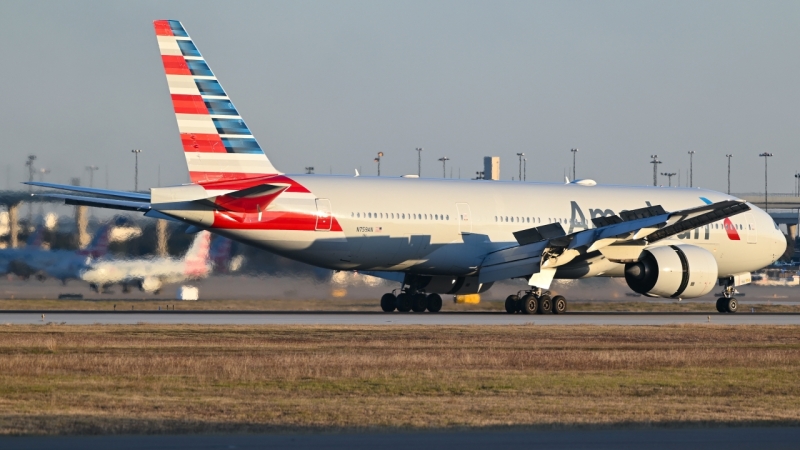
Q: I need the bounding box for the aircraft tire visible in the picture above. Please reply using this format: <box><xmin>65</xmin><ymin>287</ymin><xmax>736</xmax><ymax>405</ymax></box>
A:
<box><xmin>411</xmin><ymin>294</ymin><xmax>428</xmax><ymax>312</ymax></box>
<box><xmin>380</xmin><ymin>293</ymin><xmax>397</xmax><ymax>312</ymax></box>
<box><xmin>715</xmin><ymin>298</ymin><xmax>726</xmax><ymax>313</ymax></box>
<box><xmin>521</xmin><ymin>294</ymin><xmax>538</xmax><ymax>315</ymax></box>
<box><xmin>426</xmin><ymin>294</ymin><xmax>443</xmax><ymax>312</ymax></box>
<box><xmin>505</xmin><ymin>295</ymin><xmax>520</xmax><ymax>314</ymax></box>
<box><xmin>396</xmin><ymin>293</ymin><xmax>412</xmax><ymax>312</ymax></box>
<box><xmin>552</xmin><ymin>295</ymin><xmax>567</xmax><ymax>314</ymax></box>
<box><xmin>725</xmin><ymin>298</ymin><xmax>738</xmax><ymax>313</ymax></box>
<box><xmin>537</xmin><ymin>295</ymin><xmax>552</xmax><ymax>314</ymax></box>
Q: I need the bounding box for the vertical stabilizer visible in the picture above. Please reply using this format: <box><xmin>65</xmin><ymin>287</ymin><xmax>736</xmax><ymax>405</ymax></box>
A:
<box><xmin>183</xmin><ymin>231</ymin><xmax>211</xmax><ymax>277</ymax></box>
<box><xmin>154</xmin><ymin>20</ymin><xmax>280</xmax><ymax>184</ymax></box>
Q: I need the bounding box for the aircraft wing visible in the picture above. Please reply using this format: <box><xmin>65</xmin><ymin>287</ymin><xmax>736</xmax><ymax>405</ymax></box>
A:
<box><xmin>478</xmin><ymin>200</ymin><xmax>750</xmax><ymax>285</ymax></box>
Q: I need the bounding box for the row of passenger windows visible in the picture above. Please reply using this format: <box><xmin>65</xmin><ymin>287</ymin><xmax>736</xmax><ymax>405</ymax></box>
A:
<box><xmin>349</xmin><ymin>212</ymin><xmax>747</xmax><ymax>231</ymax></box>
<box><xmin>351</xmin><ymin>212</ymin><xmax>450</xmax><ymax>221</ymax></box>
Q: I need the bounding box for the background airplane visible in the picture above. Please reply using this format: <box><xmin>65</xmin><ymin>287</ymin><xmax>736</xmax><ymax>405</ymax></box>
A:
<box><xmin>0</xmin><ymin>221</ymin><xmax>114</xmax><ymax>282</ymax></box>
<box><xmin>79</xmin><ymin>230</ymin><xmax>211</xmax><ymax>294</ymax></box>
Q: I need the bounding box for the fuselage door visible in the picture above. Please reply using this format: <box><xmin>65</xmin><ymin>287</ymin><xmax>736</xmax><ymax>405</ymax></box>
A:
<box><xmin>456</xmin><ymin>203</ymin><xmax>472</xmax><ymax>234</ymax></box>
<box><xmin>315</xmin><ymin>198</ymin><xmax>332</xmax><ymax>231</ymax></box>
<box><xmin>745</xmin><ymin>212</ymin><xmax>757</xmax><ymax>244</ymax></box>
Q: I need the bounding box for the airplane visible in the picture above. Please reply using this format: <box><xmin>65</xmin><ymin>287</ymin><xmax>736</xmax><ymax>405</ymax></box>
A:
<box><xmin>29</xmin><ymin>20</ymin><xmax>786</xmax><ymax>314</ymax></box>
<box><xmin>1</xmin><ymin>221</ymin><xmax>113</xmax><ymax>282</ymax></box>
<box><xmin>79</xmin><ymin>230</ymin><xmax>212</xmax><ymax>294</ymax></box>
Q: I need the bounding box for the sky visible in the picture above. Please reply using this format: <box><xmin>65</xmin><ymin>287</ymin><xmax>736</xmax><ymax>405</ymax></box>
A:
<box><xmin>1</xmin><ymin>0</ymin><xmax>799</xmax><ymax>194</ymax></box>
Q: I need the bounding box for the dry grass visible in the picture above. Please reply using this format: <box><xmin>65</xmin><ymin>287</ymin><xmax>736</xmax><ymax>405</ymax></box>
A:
<box><xmin>2</xmin><ymin>297</ymin><xmax>800</xmax><ymax>313</ymax></box>
<box><xmin>1</xmin><ymin>324</ymin><xmax>800</xmax><ymax>434</ymax></box>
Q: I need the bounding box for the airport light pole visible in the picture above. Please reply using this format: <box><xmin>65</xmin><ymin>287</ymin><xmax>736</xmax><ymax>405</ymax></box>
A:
<box><xmin>725</xmin><ymin>154</ymin><xmax>733</xmax><ymax>195</ymax></box>
<box><xmin>516</xmin><ymin>153</ymin><xmax>525</xmax><ymax>181</ymax></box>
<box><xmin>759</xmin><ymin>152</ymin><xmax>773</xmax><ymax>211</ymax></box>
<box><xmin>523</xmin><ymin>158</ymin><xmax>527</xmax><ymax>181</ymax></box>
<box><xmin>374</xmin><ymin>152</ymin><xmax>383</xmax><ymax>176</ymax></box>
<box><xmin>571</xmin><ymin>148</ymin><xmax>578</xmax><ymax>180</ymax></box>
<box><xmin>438</xmin><ymin>157</ymin><xmax>449</xmax><ymax>178</ymax></box>
<box><xmin>85</xmin><ymin>165</ymin><xmax>99</xmax><ymax>188</ymax></box>
<box><xmin>415</xmin><ymin>147</ymin><xmax>423</xmax><ymax>177</ymax></box>
<box><xmin>795</xmin><ymin>172</ymin><xmax>800</xmax><ymax>196</ymax></box>
<box><xmin>25</xmin><ymin>155</ymin><xmax>36</xmax><ymax>224</ymax></box>
<box><xmin>650</xmin><ymin>155</ymin><xmax>661</xmax><ymax>186</ymax></box>
<box><xmin>688</xmin><ymin>151</ymin><xmax>695</xmax><ymax>187</ymax></box>
<box><xmin>660</xmin><ymin>172</ymin><xmax>676</xmax><ymax>187</ymax></box>
<box><xmin>304</xmin><ymin>166</ymin><xmax>314</xmax><ymax>174</ymax></box>
<box><xmin>131</xmin><ymin>149</ymin><xmax>141</xmax><ymax>191</ymax></box>
<box><xmin>794</xmin><ymin>173</ymin><xmax>800</xmax><ymax>196</ymax></box>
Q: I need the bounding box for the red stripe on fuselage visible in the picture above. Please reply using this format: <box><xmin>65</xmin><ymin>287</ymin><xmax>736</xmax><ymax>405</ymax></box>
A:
<box><xmin>154</xmin><ymin>20</ymin><xmax>173</xmax><ymax>36</ymax></box>
<box><xmin>181</xmin><ymin>133</ymin><xmax>226</xmax><ymax>153</ymax></box>
<box><xmin>723</xmin><ymin>218</ymin><xmax>741</xmax><ymax>240</ymax></box>
<box><xmin>172</xmin><ymin>94</ymin><xmax>209</xmax><ymax>114</ymax></box>
<box><xmin>211</xmin><ymin>210</ymin><xmax>343</xmax><ymax>232</ymax></box>
<box><xmin>162</xmin><ymin>55</ymin><xmax>191</xmax><ymax>75</ymax></box>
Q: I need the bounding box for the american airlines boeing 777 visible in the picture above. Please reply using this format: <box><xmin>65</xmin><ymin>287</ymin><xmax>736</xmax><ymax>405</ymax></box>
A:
<box><xmin>31</xmin><ymin>20</ymin><xmax>786</xmax><ymax>314</ymax></box>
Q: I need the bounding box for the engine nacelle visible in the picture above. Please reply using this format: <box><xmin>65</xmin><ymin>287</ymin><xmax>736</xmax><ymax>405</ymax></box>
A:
<box><xmin>624</xmin><ymin>244</ymin><xmax>718</xmax><ymax>299</ymax></box>
<box><xmin>140</xmin><ymin>277</ymin><xmax>163</xmax><ymax>293</ymax></box>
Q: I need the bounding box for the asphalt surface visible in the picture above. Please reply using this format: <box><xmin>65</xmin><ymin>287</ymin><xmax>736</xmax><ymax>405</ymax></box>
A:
<box><xmin>3</xmin><ymin>427</ymin><xmax>800</xmax><ymax>450</ymax></box>
<box><xmin>2</xmin><ymin>311</ymin><xmax>800</xmax><ymax>325</ymax></box>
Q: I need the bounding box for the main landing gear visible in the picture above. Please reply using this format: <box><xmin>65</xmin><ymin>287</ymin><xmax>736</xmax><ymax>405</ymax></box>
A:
<box><xmin>715</xmin><ymin>281</ymin><xmax>739</xmax><ymax>313</ymax></box>
<box><xmin>380</xmin><ymin>290</ymin><xmax>443</xmax><ymax>313</ymax></box>
<box><xmin>505</xmin><ymin>289</ymin><xmax>567</xmax><ymax>314</ymax></box>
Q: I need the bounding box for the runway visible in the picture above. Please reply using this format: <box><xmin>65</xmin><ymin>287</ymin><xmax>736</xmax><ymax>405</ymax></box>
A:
<box><xmin>2</xmin><ymin>311</ymin><xmax>800</xmax><ymax>325</ymax></box>
<box><xmin>4</xmin><ymin>427</ymin><xmax>800</xmax><ymax>450</ymax></box>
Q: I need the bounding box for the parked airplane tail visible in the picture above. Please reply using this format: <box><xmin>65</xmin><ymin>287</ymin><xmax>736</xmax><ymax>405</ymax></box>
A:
<box><xmin>78</xmin><ymin>221</ymin><xmax>114</xmax><ymax>258</ymax></box>
<box><xmin>25</xmin><ymin>227</ymin><xmax>45</xmax><ymax>248</ymax></box>
<box><xmin>183</xmin><ymin>231</ymin><xmax>212</xmax><ymax>277</ymax></box>
<box><xmin>210</xmin><ymin>236</ymin><xmax>233</xmax><ymax>273</ymax></box>
<box><xmin>153</xmin><ymin>20</ymin><xmax>280</xmax><ymax>184</ymax></box>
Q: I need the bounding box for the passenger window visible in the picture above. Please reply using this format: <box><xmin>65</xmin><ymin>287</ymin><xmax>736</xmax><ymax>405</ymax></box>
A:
<box><xmin>446</xmin><ymin>215</ymin><xmax>449</xmax><ymax>220</ymax></box>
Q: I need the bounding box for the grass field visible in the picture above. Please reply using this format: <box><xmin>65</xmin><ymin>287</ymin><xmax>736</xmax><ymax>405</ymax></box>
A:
<box><xmin>2</xmin><ymin>297</ymin><xmax>800</xmax><ymax>312</ymax></box>
<box><xmin>1</xmin><ymin>324</ymin><xmax>800</xmax><ymax>435</ymax></box>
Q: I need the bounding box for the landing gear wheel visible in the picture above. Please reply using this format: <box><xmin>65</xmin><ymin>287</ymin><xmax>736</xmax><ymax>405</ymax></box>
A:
<box><xmin>505</xmin><ymin>295</ymin><xmax>520</xmax><ymax>314</ymax></box>
<box><xmin>380</xmin><ymin>293</ymin><xmax>397</xmax><ymax>312</ymax></box>
<box><xmin>537</xmin><ymin>295</ymin><xmax>552</xmax><ymax>314</ymax></box>
<box><xmin>724</xmin><ymin>298</ymin><xmax>738</xmax><ymax>313</ymax></box>
<box><xmin>411</xmin><ymin>294</ymin><xmax>428</xmax><ymax>312</ymax></box>
<box><xmin>552</xmin><ymin>295</ymin><xmax>567</xmax><ymax>314</ymax></box>
<box><xmin>521</xmin><ymin>294</ymin><xmax>538</xmax><ymax>315</ymax></box>
<box><xmin>426</xmin><ymin>294</ymin><xmax>443</xmax><ymax>312</ymax></box>
<box><xmin>396</xmin><ymin>293</ymin><xmax>412</xmax><ymax>312</ymax></box>
<box><xmin>715</xmin><ymin>298</ymin><xmax>726</xmax><ymax>313</ymax></box>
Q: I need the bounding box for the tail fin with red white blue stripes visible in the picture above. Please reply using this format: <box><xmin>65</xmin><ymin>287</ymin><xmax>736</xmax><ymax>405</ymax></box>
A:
<box><xmin>153</xmin><ymin>20</ymin><xmax>280</xmax><ymax>184</ymax></box>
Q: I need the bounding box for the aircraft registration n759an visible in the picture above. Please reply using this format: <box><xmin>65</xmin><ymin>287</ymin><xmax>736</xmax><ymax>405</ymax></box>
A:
<box><xmin>31</xmin><ymin>20</ymin><xmax>786</xmax><ymax>314</ymax></box>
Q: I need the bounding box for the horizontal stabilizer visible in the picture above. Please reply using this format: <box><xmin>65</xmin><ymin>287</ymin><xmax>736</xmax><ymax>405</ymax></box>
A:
<box><xmin>25</xmin><ymin>181</ymin><xmax>151</xmax><ymax>201</ymax></box>
<box><xmin>35</xmin><ymin>193</ymin><xmax>151</xmax><ymax>212</ymax></box>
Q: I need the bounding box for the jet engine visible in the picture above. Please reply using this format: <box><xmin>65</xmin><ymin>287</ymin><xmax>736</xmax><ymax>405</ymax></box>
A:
<box><xmin>139</xmin><ymin>277</ymin><xmax>163</xmax><ymax>294</ymax></box>
<box><xmin>624</xmin><ymin>244</ymin><xmax>718</xmax><ymax>298</ymax></box>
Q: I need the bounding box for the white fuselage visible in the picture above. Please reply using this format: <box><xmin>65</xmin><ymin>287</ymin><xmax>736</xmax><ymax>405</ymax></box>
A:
<box><xmin>208</xmin><ymin>176</ymin><xmax>785</xmax><ymax>279</ymax></box>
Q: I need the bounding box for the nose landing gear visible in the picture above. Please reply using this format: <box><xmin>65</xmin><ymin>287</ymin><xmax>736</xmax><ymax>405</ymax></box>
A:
<box><xmin>716</xmin><ymin>281</ymin><xmax>739</xmax><ymax>313</ymax></box>
<box><xmin>505</xmin><ymin>289</ymin><xmax>567</xmax><ymax>314</ymax></box>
